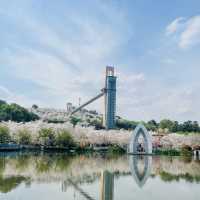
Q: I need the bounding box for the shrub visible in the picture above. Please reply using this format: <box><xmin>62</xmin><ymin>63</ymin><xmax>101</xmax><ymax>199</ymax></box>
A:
<box><xmin>38</xmin><ymin>128</ymin><xmax>56</xmax><ymax>146</ymax></box>
<box><xmin>17</xmin><ymin>129</ymin><xmax>32</xmax><ymax>145</ymax></box>
<box><xmin>0</xmin><ymin>126</ymin><xmax>11</xmax><ymax>144</ymax></box>
<box><xmin>55</xmin><ymin>129</ymin><xmax>75</xmax><ymax>148</ymax></box>
<box><xmin>153</xmin><ymin>149</ymin><xmax>180</xmax><ymax>156</ymax></box>
<box><xmin>108</xmin><ymin>145</ymin><xmax>126</xmax><ymax>154</ymax></box>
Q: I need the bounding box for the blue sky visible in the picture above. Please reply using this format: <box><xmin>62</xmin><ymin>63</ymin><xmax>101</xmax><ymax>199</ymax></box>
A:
<box><xmin>0</xmin><ymin>0</ymin><xmax>200</xmax><ymax>121</ymax></box>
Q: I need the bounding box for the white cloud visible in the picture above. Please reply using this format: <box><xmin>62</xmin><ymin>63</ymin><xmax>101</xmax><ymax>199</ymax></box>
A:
<box><xmin>179</xmin><ymin>16</ymin><xmax>200</xmax><ymax>48</ymax></box>
<box><xmin>166</xmin><ymin>15</ymin><xmax>200</xmax><ymax>49</ymax></box>
<box><xmin>166</xmin><ymin>17</ymin><xmax>185</xmax><ymax>35</ymax></box>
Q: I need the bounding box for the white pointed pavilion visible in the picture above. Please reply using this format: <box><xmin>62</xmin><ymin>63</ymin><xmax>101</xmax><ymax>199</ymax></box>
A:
<box><xmin>129</xmin><ymin>124</ymin><xmax>152</xmax><ymax>154</ymax></box>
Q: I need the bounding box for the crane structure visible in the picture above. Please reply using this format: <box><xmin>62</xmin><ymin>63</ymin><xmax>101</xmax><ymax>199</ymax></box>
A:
<box><xmin>69</xmin><ymin>66</ymin><xmax>116</xmax><ymax>130</ymax></box>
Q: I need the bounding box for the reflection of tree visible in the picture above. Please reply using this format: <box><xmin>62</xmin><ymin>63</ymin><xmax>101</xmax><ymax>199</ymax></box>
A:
<box><xmin>35</xmin><ymin>156</ymin><xmax>54</xmax><ymax>173</ymax></box>
<box><xmin>0</xmin><ymin>157</ymin><xmax>5</xmax><ymax>175</ymax></box>
<box><xmin>35</xmin><ymin>154</ymin><xmax>74</xmax><ymax>173</ymax></box>
<box><xmin>0</xmin><ymin>176</ymin><xmax>29</xmax><ymax>193</ymax></box>
<box><xmin>54</xmin><ymin>155</ymin><xmax>73</xmax><ymax>172</ymax></box>
<box><xmin>159</xmin><ymin>171</ymin><xmax>179</xmax><ymax>182</ymax></box>
<box><xmin>159</xmin><ymin>171</ymin><xmax>200</xmax><ymax>183</ymax></box>
<box><xmin>15</xmin><ymin>155</ymin><xmax>31</xmax><ymax>171</ymax></box>
<box><xmin>180</xmin><ymin>156</ymin><xmax>192</xmax><ymax>163</ymax></box>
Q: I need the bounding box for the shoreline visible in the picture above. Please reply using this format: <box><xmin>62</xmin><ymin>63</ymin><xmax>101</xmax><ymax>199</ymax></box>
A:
<box><xmin>1</xmin><ymin>121</ymin><xmax>200</xmax><ymax>156</ymax></box>
<box><xmin>0</xmin><ymin>144</ymin><xmax>191</xmax><ymax>156</ymax></box>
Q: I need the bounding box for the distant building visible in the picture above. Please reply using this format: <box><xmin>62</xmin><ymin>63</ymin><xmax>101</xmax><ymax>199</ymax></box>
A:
<box><xmin>66</xmin><ymin>102</ymin><xmax>73</xmax><ymax>113</ymax></box>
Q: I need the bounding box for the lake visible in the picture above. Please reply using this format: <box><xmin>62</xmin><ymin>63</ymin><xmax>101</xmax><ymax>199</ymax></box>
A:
<box><xmin>0</xmin><ymin>152</ymin><xmax>199</xmax><ymax>200</ymax></box>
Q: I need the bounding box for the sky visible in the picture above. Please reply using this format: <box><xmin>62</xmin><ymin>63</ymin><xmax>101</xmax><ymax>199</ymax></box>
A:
<box><xmin>0</xmin><ymin>0</ymin><xmax>200</xmax><ymax>122</ymax></box>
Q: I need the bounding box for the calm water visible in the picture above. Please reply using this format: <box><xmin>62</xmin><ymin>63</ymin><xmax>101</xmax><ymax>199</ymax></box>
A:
<box><xmin>0</xmin><ymin>152</ymin><xmax>200</xmax><ymax>200</ymax></box>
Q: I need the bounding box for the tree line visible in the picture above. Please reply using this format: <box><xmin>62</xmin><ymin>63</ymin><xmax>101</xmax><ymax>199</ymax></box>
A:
<box><xmin>116</xmin><ymin>118</ymin><xmax>200</xmax><ymax>133</ymax></box>
<box><xmin>0</xmin><ymin>100</ymin><xmax>39</xmax><ymax>122</ymax></box>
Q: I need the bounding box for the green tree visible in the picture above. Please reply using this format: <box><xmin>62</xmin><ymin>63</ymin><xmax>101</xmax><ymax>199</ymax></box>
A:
<box><xmin>192</xmin><ymin>121</ymin><xmax>199</xmax><ymax>132</ymax></box>
<box><xmin>0</xmin><ymin>101</ymin><xmax>39</xmax><ymax>122</ymax></box>
<box><xmin>159</xmin><ymin>119</ymin><xmax>174</xmax><ymax>132</ymax></box>
<box><xmin>70</xmin><ymin>116</ymin><xmax>81</xmax><ymax>128</ymax></box>
<box><xmin>0</xmin><ymin>126</ymin><xmax>11</xmax><ymax>144</ymax></box>
<box><xmin>147</xmin><ymin>120</ymin><xmax>158</xmax><ymax>131</ymax></box>
<box><xmin>171</xmin><ymin>121</ymin><xmax>179</xmax><ymax>132</ymax></box>
<box><xmin>182</xmin><ymin>121</ymin><xmax>193</xmax><ymax>132</ymax></box>
<box><xmin>32</xmin><ymin>104</ymin><xmax>38</xmax><ymax>110</ymax></box>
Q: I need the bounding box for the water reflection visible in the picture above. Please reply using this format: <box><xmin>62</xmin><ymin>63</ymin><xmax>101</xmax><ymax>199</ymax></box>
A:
<box><xmin>129</xmin><ymin>155</ymin><xmax>152</xmax><ymax>188</ymax></box>
<box><xmin>62</xmin><ymin>169</ymin><xmax>114</xmax><ymax>200</ymax></box>
<box><xmin>0</xmin><ymin>153</ymin><xmax>200</xmax><ymax>199</ymax></box>
<box><xmin>63</xmin><ymin>179</ymin><xmax>95</xmax><ymax>200</ymax></box>
<box><xmin>100</xmin><ymin>170</ymin><xmax>114</xmax><ymax>200</ymax></box>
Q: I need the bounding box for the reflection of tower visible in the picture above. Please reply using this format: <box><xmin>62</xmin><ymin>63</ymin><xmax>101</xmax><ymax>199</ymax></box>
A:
<box><xmin>100</xmin><ymin>170</ymin><xmax>114</xmax><ymax>200</ymax></box>
<box><xmin>78</xmin><ymin>97</ymin><xmax>81</xmax><ymax>107</ymax></box>
<box><xmin>104</xmin><ymin>66</ymin><xmax>116</xmax><ymax>130</ymax></box>
<box><xmin>129</xmin><ymin>155</ymin><xmax>152</xmax><ymax>188</ymax></box>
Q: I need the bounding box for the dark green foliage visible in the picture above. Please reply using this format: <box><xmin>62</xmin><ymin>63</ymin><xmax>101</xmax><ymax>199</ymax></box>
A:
<box><xmin>88</xmin><ymin>110</ymin><xmax>98</xmax><ymax>115</ymax></box>
<box><xmin>171</xmin><ymin>121</ymin><xmax>179</xmax><ymax>132</ymax></box>
<box><xmin>116</xmin><ymin>117</ymin><xmax>200</xmax><ymax>133</ymax></box>
<box><xmin>159</xmin><ymin>171</ymin><xmax>200</xmax><ymax>183</ymax></box>
<box><xmin>70</xmin><ymin>116</ymin><xmax>81</xmax><ymax>128</ymax></box>
<box><xmin>88</xmin><ymin>119</ymin><xmax>104</xmax><ymax>130</ymax></box>
<box><xmin>32</xmin><ymin>104</ymin><xmax>38</xmax><ymax>109</ymax></box>
<box><xmin>0</xmin><ymin>126</ymin><xmax>11</xmax><ymax>144</ymax></box>
<box><xmin>0</xmin><ymin>176</ymin><xmax>28</xmax><ymax>193</ymax></box>
<box><xmin>153</xmin><ymin>149</ymin><xmax>180</xmax><ymax>156</ymax></box>
<box><xmin>108</xmin><ymin>145</ymin><xmax>126</xmax><ymax>154</ymax></box>
<box><xmin>0</xmin><ymin>100</ymin><xmax>6</xmax><ymax>106</ymax></box>
<box><xmin>159</xmin><ymin>119</ymin><xmax>174</xmax><ymax>131</ymax></box>
<box><xmin>116</xmin><ymin>119</ymin><xmax>138</xmax><ymax>130</ymax></box>
<box><xmin>0</xmin><ymin>100</ymin><xmax>39</xmax><ymax>122</ymax></box>
<box><xmin>45</xmin><ymin>119</ymin><xmax>65</xmax><ymax>124</ymax></box>
<box><xmin>158</xmin><ymin>119</ymin><xmax>200</xmax><ymax>133</ymax></box>
<box><xmin>146</xmin><ymin>120</ymin><xmax>158</xmax><ymax>131</ymax></box>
